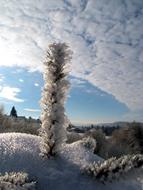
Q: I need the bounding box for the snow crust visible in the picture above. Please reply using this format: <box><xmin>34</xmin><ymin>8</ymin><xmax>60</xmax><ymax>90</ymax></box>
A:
<box><xmin>0</xmin><ymin>133</ymin><xmax>142</xmax><ymax>190</ymax></box>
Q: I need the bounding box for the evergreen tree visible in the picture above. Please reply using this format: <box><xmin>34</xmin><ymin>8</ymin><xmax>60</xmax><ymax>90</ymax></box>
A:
<box><xmin>39</xmin><ymin>43</ymin><xmax>72</xmax><ymax>157</ymax></box>
<box><xmin>10</xmin><ymin>106</ymin><xmax>17</xmax><ymax>118</ymax></box>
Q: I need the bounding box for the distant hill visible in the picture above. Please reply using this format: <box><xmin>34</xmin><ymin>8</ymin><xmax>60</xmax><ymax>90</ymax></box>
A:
<box><xmin>69</xmin><ymin>121</ymin><xmax>143</xmax><ymax>135</ymax></box>
<box><xmin>74</xmin><ymin>121</ymin><xmax>143</xmax><ymax>128</ymax></box>
<box><xmin>97</xmin><ymin>121</ymin><xmax>130</xmax><ymax>127</ymax></box>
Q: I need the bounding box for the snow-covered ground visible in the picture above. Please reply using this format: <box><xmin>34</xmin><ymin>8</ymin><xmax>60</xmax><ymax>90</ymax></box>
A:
<box><xmin>0</xmin><ymin>133</ymin><xmax>142</xmax><ymax>190</ymax></box>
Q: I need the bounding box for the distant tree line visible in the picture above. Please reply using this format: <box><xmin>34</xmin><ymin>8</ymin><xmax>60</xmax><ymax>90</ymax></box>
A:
<box><xmin>68</xmin><ymin>124</ymin><xmax>121</xmax><ymax>136</ymax></box>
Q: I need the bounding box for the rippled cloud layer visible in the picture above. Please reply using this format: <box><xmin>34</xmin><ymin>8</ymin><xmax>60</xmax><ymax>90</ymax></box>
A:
<box><xmin>0</xmin><ymin>0</ymin><xmax>143</xmax><ymax>112</ymax></box>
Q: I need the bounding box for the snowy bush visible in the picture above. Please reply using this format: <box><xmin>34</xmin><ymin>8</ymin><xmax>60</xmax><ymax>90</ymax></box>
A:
<box><xmin>85</xmin><ymin>154</ymin><xmax>143</xmax><ymax>183</ymax></box>
<box><xmin>66</xmin><ymin>132</ymin><xmax>83</xmax><ymax>143</ymax></box>
<box><xmin>40</xmin><ymin>43</ymin><xmax>72</xmax><ymax>157</ymax></box>
<box><xmin>0</xmin><ymin>172</ymin><xmax>36</xmax><ymax>190</ymax></box>
<box><xmin>82</xmin><ymin>137</ymin><xmax>96</xmax><ymax>153</ymax></box>
<box><xmin>85</xmin><ymin>129</ymin><xmax>108</xmax><ymax>158</ymax></box>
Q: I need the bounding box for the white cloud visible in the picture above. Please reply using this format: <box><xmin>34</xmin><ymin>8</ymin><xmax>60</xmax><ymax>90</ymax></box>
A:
<box><xmin>0</xmin><ymin>85</ymin><xmax>24</xmax><ymax>102</ymax></box>
<box><xmin>24</xmin><ymin>108</ymin><xmax>41</xmax><ymax>112</ymax></box>
<box><xmin>0</xmin><ymin>0</ymin><xmax>143</xmax><ymax>111</ymax></box>
<box><xmin>0</xmin><ymin>74</ymin><xmax>5</xmax><ymax>82</ymax></box>
<box><xmin>34</xmin><ymin>83</ymin><xmax>39</xmax><ymax>87</ymax></box>
<box><xmin>19</xmin><ymin>79</ymin><xmax>24</xmax><ymax>82</ymax></box>
<box><xmin>70</xmin><ymin>78</ymin><xmax>86</xmax><ymax>88</ymax></box>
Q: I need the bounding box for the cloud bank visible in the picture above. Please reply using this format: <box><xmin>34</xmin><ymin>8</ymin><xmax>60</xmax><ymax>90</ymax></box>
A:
<box><xmin>24</xmin><ymin>108</ymin><xmax>40</xmax><ymax>112</ymax></box>
<box><xmin>0</xmin><ymin>85</ymin><xmax>24</xmax><ymax>102</ymax></box>
<box><xmin>0</xmin><ymin>0</ymin><xmax>143</xmax><ymax>111</ymax></box>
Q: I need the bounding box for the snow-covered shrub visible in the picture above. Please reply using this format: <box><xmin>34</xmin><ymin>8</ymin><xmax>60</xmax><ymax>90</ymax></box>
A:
<box><xmin>82</xmin><ymin>136</ymin><xmax>96</xmax><ymax>153</ymax></box>
<box><xmin>40</xmin><ymin>43</ymin><xmax>72</xmax><ymax>157</ymax></box>
<box><xmin>85</xmin><ymin>129</ymin><xmax>108</xmax><ymax>158</ymax></box>
<box><xmin>66</xmin><ymin>132</ymin><xmax>83</xmax><ymax>143</ymax></box>
<box><xmin>85</xmin><ymin>154</ymin><xmax>143</xmax><ymax>183</ymax></box>
<box><xmin>0</xmin><ymin>172</ymin><xmax>36</xmax><ymax>190</ymax></box>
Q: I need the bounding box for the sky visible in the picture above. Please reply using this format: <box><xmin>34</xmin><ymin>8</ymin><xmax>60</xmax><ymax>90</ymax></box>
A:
<box><xmin>0</xmin><ymin>0</ymin><xmax>143</xmax><ymax>124</ymax></box>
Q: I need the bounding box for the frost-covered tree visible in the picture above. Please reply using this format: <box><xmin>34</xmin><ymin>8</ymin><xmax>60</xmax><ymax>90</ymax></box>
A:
<box><xmin>39</xmin><ymin>43</ymin><xmax>72</xmax><ymax>157</ymax></box>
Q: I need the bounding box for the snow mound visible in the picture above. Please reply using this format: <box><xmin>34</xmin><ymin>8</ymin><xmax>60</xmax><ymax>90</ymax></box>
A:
<box><xmin>60</xmin><ymin>140</ymin><xmax>103</xmax><ymax>168</ymax></box>
<box><xmin>0</xmin><ymin>133</ymin><xmax>103</xmax><ymax>190</ymax></box>
<box><xmin>0</xmin><ymin>133</ymin><xmax>41</xmax><ymax>173</ymax></box>
<box><xmin>0</xmin><ymin>133</ymin><xmax>41</xmax><ymax>155</ymax></box>
<box><xmin>0</xmin><ymin>133</ymin><xmax>142</xmax><ymax>190</ymax></box>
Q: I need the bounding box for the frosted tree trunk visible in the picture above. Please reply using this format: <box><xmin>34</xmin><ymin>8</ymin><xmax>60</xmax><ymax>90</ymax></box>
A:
<box><xmin>40</xmin><ymin>43</ymin><xmax>72</xmax><ymax>157</ymax></box>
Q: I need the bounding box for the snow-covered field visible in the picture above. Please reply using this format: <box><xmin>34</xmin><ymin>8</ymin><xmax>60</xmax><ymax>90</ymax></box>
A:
<box><xmin>0</xmin><ymin>133</ymin><xmax>142</xmax><ymax>190</ymax></box>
